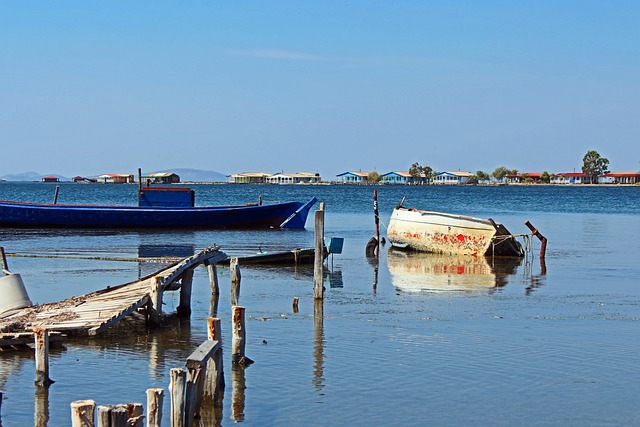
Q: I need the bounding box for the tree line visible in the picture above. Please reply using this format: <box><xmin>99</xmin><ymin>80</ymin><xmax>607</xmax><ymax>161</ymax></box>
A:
<box><xmin>365</xmin><ymin>150</ymin><xmax>610</xmax><ymax>184</ymax></box>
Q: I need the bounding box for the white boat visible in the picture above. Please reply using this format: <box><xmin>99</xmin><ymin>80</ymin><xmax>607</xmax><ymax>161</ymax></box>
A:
<box><xmin>387</xmin><ymin>206</ymin><xmax>523</xmax><ymax>257</ymax></box>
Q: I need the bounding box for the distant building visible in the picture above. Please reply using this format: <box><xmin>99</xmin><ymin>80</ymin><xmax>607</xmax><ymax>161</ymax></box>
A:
<box><xmin>41</xmin><ymin>175</ymin><xmax>59</xmax><ymax>183</ymax></box>
<box><xmin>551</xmin><ymin>172</ymin><xmax>586</xmax><ymax>185</ymax></box>
<box><xmin>601</xmin><ymin>172</ymin><xmax>640</xmax><ymax>184</ymax></box>
<box><xmin>434</xmin><ymin>171</ymin><xmax>473</xmax><ymax>185</ymax></box>
<box><xmin>381</xmin><ymin>171</ymin><xmax>414</xmax><ymax>185</ymax></box>
<box><xmin>266</xmin><ymin>172</ymin><xmax>321</xmax><ymax>184</ymax></box>
<box><xmin>97</xmin><ymin>174</ymin><xmax>135</xmax><ymax>184</ymax></box>
<box><xmin>336</xmin><ymin>171</ymin><xmax>370</xmax><ymax>184</ymax></box>
<box><xmin>227</xmin><ymin>172</ymin><xmax>271</xmax><ymax>184</ymax></box>
<box><xmin>142</xmin><ymin>172</ymin><xmax>180</xmax><ymax>184</ymax></box>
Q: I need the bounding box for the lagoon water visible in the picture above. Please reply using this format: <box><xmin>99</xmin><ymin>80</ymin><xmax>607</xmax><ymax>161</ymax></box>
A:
<box><xmin>0</xmin><ymin>182</ymin><xmax>639</xmax><ymax>426</ymax></box>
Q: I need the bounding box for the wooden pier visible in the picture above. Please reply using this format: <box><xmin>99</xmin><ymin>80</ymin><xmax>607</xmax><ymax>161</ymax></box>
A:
<box><xmin>0</xmin><ymin>246</ymin><xmax>227</xmax><ymax>348</ymax></box>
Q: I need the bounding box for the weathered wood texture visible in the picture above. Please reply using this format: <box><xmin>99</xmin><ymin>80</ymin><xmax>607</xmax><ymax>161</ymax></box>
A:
<box><xmin>314</xmin><ymin>204</ymin><xmax>325</xmax><ymax>299</ymax></box>
<box><xmin>34</xmin><ymin>328</ymin><xmax>52</xmax><ymax>386</ymax></box>
<box><xmin>0</xmin><ymin>247</ymin><xmax>227</xmax><ymax>344</ymax></box>
<box><xmin>184</xmin><ymin>340</ymin><xmax>221</xmax><ymax>424</ymax></box>
<box><xmin>170</xmin><ymin>368</ymin><xmax>187</xmax><ymax>427</ymax></box>
<box><xmin>230</xmin><ymin>257</ymin><xmax>241</xmax><ymax>306</ymax></box>
<box><xmin>146</xmin><ymin>388</ymin><xmax>164</xmax><ymax>427</ymax></box>
<box><xmin>70</xmin><ymin>400</ymin><xmax>95</xmax><ymax>427</ymax></box>
<box><xmin>232</xmin><ymin>306</ymin><xmax>246</xmax><ymax>363</ymax></box>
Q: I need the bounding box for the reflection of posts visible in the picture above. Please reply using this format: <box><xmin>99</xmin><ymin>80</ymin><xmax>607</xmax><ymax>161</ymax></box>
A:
<box><xmin>231</xmin><ymin>364</ymin><xmax>247</xmax><ymax>422</ymax></box>
<box><xmin>313</xmin><ymin>299</ymin><xmax>325</xmax><ymax>392</ymax></box>
<box><xmin>34</xmin><ymin>385</ymin><xmax>49</xmax><ymax>427</ymax></box>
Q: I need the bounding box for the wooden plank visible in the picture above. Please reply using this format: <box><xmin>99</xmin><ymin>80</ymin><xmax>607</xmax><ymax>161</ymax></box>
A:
<box><xmin>186</xmin><ymin>340</ymin><xmax>220</xmax><ymax>369</ymax></box>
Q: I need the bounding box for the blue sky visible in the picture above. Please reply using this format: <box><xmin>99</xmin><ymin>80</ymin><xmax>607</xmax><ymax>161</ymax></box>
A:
<box><xmin>1</xmin><ymin>1</ymin><xmax>639</xmax><ymax>178</ymax></box>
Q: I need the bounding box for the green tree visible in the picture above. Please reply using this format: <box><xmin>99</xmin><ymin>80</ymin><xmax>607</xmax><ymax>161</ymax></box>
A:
<box><xmin>540</xmin><ymin>171</ymin><xmax>551</xmax><ymax>184</ymax></box>
<box><xmin>475</xmin><ymin>170</ymin><xmax>490</xmax><ymax>182</ymax></box>
<box><xmin>408</xmin><ymin>162</ymin><xmax>434</xmax><ymax>184</ymax></box>
<box><xmin>368</xmin><ymin>171</ymin><xmax>382</xmax><ymax>183</ymax></box>
<box><xmin>492</xmin><ymin>166</ymin><xmax>510</xmax><ymax>181</ymax></box>
<box><xmin>468</xmin><ymin>174</ymin><xmax>479</xmax><ymax>184</ymax></box>
<box><xmin>582</xmin><ymin>150</ymin><xmax>609</xmax><ymax>184</ymax></box>
<box><xmin>421</xmin><ymin>165</ymin><xmax>434</xmax><ymax>184</ymax></box>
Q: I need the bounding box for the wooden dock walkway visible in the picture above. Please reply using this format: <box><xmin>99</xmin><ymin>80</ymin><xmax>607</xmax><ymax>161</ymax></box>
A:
<box><xmin>0</xmin><ymin>246</ymin><xmax>227</xmax><ymax>348</ymax></box>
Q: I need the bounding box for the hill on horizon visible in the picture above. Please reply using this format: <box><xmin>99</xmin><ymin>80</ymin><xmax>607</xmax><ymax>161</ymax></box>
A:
<box><xmin>1</xmin><ymin>168</ymin><xmax>227</xmax><ymax>183</ymax></box>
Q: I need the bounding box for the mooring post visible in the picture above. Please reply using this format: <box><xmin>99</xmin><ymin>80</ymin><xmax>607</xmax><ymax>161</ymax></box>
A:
<box><xmin>177</xmin><ymin>268</ymin><xmax>194</xmax><ymax>318</ymax></box>
<box><xmin>293</xmin><ymin>296</ymin><xmax>299</xmax><ymax>313</ymax></box>
<box><xmin>34</xmin><ymin>328</ymin><xmax>53</xmax><ymax>386</ymax></box>
<box><xmin>232</xmin><ymin>306</ymin><xmax>246</xmax><ymax>364</ymax></box>
<box><xmin>230</xmin><ymin>257</ymin><xmax>241</xmax><ymax>306</ymax></box>
<box><xmin>314</xmin><ymin>202</ymin><xmax>325</xmax><ymax>299</ymax></box>
<box><xmin>127</xmin><ymin>403</ymin><xmax>144</xmax><ymax>427</ymax></box>
<box><xmin>204</xmin><ymin>259</ymin><xmax>219</xmax><ymax>295</ymax></box>
<box><xmin>373</xmin><ymin>190</ymin><xmax>380</xmax><ymax>256</ymax></box>
<box><xmin>146</xmin><ymin>388</ymin><xmax>164</xmax><ymax>427</ymax></box>
<box><xmin>148</xmin><ymin>276</ymin><xmax>164</xmax><ymax>326</ymax></box>
<box><xmin>0</xmin><ymin>246</ymin><xmax>9</xmax><ymax>274</ymax></box>
<box><xmin>96</xmin><ymin>406</ymin><xmax>111</xmax><ymax>427</ymax></box>
<box><xmin>52</xmin><ymin>185</ymin><xmax>60</xmax><ymax>204</ymax></box>
<box><xmin>109</xmin><ymin>405</ymin><xmax>128</xmax><ymax>427</ymax></box>
<box><xmin>206</xmin><ymin>317</ymin><xmax>224</xmax><ymax>401</ymax></box>
<box><xmin>170</xmin><ymin>368</ymin><xmax>187</xmax><ymax>427</ymax></box>
<box><xmin>70</xmin><ymin>400</ymin><xmax>95</xmax><ymax>427</ymax></box>
<box><xmin>524</xmin><ymin>220</ymin><xmax>548</xmax><ymax>259</ymax></box>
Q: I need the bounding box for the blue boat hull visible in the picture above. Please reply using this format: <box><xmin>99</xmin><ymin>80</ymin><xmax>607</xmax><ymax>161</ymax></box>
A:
<box><xmin>0</xmin><ymin>197</ymin><xmax>317</xmax><ymax>230</ymax></box>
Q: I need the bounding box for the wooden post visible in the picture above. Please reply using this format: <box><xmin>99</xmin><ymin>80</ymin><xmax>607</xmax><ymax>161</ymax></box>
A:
<box><xmin>206</xmin><ymin>318</ymin><xmax>224</xmax><ymax>402</ymax></box>
<box><xmin>230</xmin><ymin>257</ymin><xmax>241</xmax><ymax>306</ymax></box>
<box><xmin>148</xmin><ymin>276</ymin><xmax>164</xmax><ymax>326</ymax></box>
<box><xmin>146</xmin><ymin>388</ymin><xmax>164</xmax><ymax>427</ymax></box>
<box><xmin>177</xmin><ymin>268</ymin><xmax>194</xmax><ymax>318</ymax></box>
<box><xmin>0</xmin><ymin>246</ymin><xmax>8</xmax><ymax>274</ymax></box>
<box><xmin>524</xmin><ymin>220</ymin><xmax>548</xmax><ymax>259</ymax></box>
<box><xmin>52</xmin><ymin>185</ymin><xmax>60</xmax><ymax>204</ymax></box>
<box><xmin>0</xmin><ymin>390</ymin><xmax>3</xmax><ymax>423</ymax></box>
<box><xmin>292</xmin><ymin>297</ymin><xmax>299</xmax><ymax>314</ymax></box>
<box><xmin>96</xmin><ymin>406</ymin><xmax>110</xmax><ymax>427</ymax></box>
<box><xmin>70</xmin><ymin>400</ymin><xmax>95</xmax><ymax>427</ymax></box>
<box><xmin>34</xmin><ymin>328</ymin><xmax>53</xmax><ymax>386</ymax></box>
<box><xmin>138</xmin><ymin>168</ymin><xmax>142</xmax><ymax>191</ymax></box>
<box><xmin>127</xmin><ymin>403</ymin><xmax>144</xmax><ymax>426</ymax></box>
<box><xmin>170</xmin><ymin>368</ymin><xmax>187</xmax><ymax>427</ymax></box>
<box><xmin>232</xmin><ymin>306</ymin><xmax>246</xmax><ymax>364</ymax></box>
<box><xmin>185</xmin><ymin>340</ymin><xmax>220</xmax><ymax>425</ymax></box>
<box><xmin>205</xmin><ymin>260</ymin><xmax>219</xmax><ymax>295</ymax></box>
<box><xmin>373</xmin><ymin>189</ymin><xmax>380</xmax><ymax>255</ymax></box>
<box><xmin>110</xmin><ymin>405</ymin><xmax>128</xmax><ymax>427</ymax></box>
<box><xmin>314</xmin><ymin>203</ymin><xmax>325</xmax><ymax>299</ymax></box>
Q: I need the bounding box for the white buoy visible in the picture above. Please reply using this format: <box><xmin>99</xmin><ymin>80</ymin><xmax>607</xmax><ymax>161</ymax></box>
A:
<box><xmin>0</xmin><ymin>273</ymin><xmax>33</xmax><ymax>315</ymax></box>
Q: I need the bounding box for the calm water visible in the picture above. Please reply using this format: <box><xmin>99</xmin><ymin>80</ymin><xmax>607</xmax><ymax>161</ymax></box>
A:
<box><xmin>1</xmin><ymin>183</ymin><xmax>639</xmax><ymax>426</ymax></box>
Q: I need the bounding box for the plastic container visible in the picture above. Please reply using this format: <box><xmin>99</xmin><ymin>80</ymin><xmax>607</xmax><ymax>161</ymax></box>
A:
<box><xmin>0</xmin><ymin>273</ymin><xmax>33</xmax><ymax>314</ymax></box>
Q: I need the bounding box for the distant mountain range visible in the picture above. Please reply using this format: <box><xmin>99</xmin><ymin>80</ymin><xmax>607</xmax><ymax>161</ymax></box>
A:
<box><xmin>0</xmin><ymin>168</ymin><xmax>228</xmax><ymax>183</ymax></box>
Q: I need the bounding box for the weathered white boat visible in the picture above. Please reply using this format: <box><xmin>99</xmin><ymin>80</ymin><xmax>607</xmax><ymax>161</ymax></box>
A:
<box><xmin>387</xmin><ymin>206</ymin><xmax>523</xmax><ymax>257</ymax></box>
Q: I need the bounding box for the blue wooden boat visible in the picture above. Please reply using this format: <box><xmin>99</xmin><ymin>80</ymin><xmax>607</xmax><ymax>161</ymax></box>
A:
<box><xmin>0</xmin><ymin>187</ymin><xmax>317</xmax><ymax>230</ymax></box>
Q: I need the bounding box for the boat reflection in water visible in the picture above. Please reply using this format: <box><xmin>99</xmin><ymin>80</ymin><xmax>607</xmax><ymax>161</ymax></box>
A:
<box><xmin>387</xmin><ymin>249</ymin><xmax>522</xmax><ymax>294</ymax></box>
